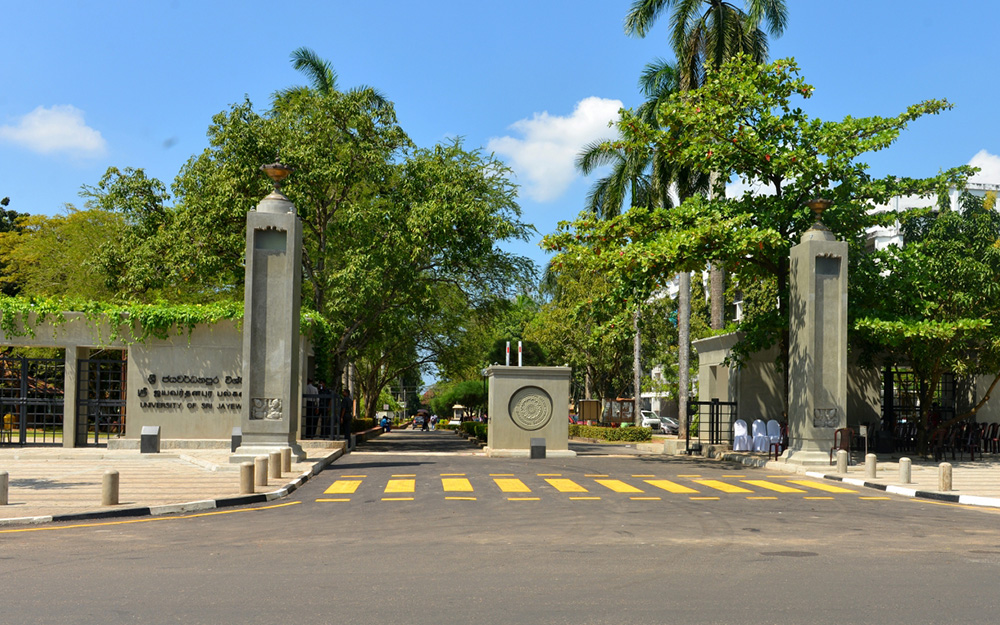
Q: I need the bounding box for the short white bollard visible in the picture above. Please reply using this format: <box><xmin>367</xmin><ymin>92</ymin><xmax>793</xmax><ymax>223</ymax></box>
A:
<box><xmin>836</xmin><ymin>449</ymin><xmax>848</xmax><ymax>474</ymax></box>
<box><xmin>899</xmin><ymin>457</ymin><xmax>912</xmax><ymax>484</ymax></box>
<box><xmin>865</xmin><ymin>453</ymin><xmax>877</xmax><ymax>479</ymax></box>
<box><xmin>939</xmin><ymin>462</ymin><xmax>953</xmax><ymax>491</ymax></box>
<box><xmin>0</xmin><ymin>470</ymin><xmax>8</xmax><ymax>506</ymax></box>
<box><xmin>269</xmin><ymin>451</ymin><xmax>281</xmax><ymax>479</ymax></box>
<box><xmin>240</xmin><ymin>462</ymin><xmax>254</xmax><ymax>495</ymax></box>
<box><xmin>281</xmin><ymin>447</ymin><xmax>291</xmax><ymax>474</ymax></box>
<box><xmin>102</xmin><ymin>469</ymin><xmax>119</xmax><ymax>506</ymax></box>
<box><xmin>254</xmin><ymin>456</ymin><xmax>268</xmax><ymax>487</ymax></box>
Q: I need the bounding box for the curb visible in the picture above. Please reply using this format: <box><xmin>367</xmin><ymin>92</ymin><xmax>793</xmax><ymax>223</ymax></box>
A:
<box><xmin>718</xmin><ymin>451</ymin><xmax>1000</xmax><ymax>509</ymax></box>
<box><xmin>0</xmin><ymin>448</ymin><xmax>345</xmax><ymax>528</ymax></box>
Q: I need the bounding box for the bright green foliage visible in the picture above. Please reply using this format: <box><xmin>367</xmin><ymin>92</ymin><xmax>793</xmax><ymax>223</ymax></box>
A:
<box><xmin>853</xmin><ymin>192</ymin><xmax>1000</xmax><ymax>449</ymax></box>
<box><xmin>544</xmin><ymin>56</ymin><xmax>971</xmax><ymax>413</ymax></box>
<box><xmin>429</xmin><ymin>379</ymin><xmax>487</xmax><ymax>418</ymax></box>
<box><xmin>0</xmin><ymin>208</ymin><xmax>122</xmax><ymax>301</ymax></box>
<box><xmin>569</xmin><ymin>424</ymin><xmax>653</xmax><ymax>442</ymax></box>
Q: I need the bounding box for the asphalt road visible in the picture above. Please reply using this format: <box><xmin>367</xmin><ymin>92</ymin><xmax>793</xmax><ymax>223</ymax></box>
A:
<box><xmin>2</xmin><ymin>429</ymin><xmax>1000</xmax><ymax>624</ymax></box>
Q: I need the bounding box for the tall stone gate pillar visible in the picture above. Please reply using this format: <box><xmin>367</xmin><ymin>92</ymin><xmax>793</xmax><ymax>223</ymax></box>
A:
<box><xmin>232</xmin><ymin>163</ymin><xmax>306</xmax><ymax>463</ymax></box>
<box><xmin>782</xmin><ymin>199</ymin><xmax>848</xmax><ymax>465</ymax></box>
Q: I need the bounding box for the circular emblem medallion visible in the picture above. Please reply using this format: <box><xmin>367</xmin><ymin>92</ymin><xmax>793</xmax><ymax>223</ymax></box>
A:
<box><xmin>508</xmin><ymin>386</ymin><xmax>553</xmax><ymax>431</ymax></box>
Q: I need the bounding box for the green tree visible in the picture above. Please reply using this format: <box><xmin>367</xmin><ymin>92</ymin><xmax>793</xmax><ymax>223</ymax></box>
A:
<box><xmin>544</xmin><ymin>56</ymin><xmax>971</xmax><ymax>416</ymax></box>
<box><xmin>853</xmin><ymin>191</ymin><xmax>1000</xmax><ymax>452</ymax></box>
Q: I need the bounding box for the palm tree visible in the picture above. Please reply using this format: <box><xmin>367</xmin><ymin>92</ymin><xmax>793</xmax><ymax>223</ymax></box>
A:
<box><xmin>626</xmin><ymin>1</ymin><xmax>787</xmax><ymax>331</ymax></box>
<box><xmin>273</xmin><ymin>47</ymin><xmax>389</xmax><ymax>110</ymax></box>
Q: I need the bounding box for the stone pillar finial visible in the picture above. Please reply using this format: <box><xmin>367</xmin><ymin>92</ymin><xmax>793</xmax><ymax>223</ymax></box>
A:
<box><xmin>260</xmin><ymin>161</ymin><xmax>293</xmax><ymax>194</ymax></box>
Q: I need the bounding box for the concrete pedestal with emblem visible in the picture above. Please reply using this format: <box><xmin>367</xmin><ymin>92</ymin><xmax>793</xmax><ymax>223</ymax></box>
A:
<box><xmin>485</xmin><ymin>366</ymin><xmax>576</xmax><ymax>458</ymax></box>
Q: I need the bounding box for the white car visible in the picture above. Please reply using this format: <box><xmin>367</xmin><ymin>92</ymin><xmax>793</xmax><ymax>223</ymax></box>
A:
<box><xmin>639</xmin><ymin>410</ymin><xmax>662</xmax><ymax>430</ymax></box>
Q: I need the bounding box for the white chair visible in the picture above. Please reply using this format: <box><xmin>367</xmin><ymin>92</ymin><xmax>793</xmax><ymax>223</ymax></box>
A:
<box><xmin>733</xmin><ymin>419</ymin><xmax>752</xmax><ymax>451</ymax></box>
<box><xmin>766</xmin><ymin>419</ymin><xmax>781</xmax><ymax>445</ymax></box>
<box><xmin>751</xmin><ymin>419</ymin><xmax>770</xmax><ymax>452</ymax></box>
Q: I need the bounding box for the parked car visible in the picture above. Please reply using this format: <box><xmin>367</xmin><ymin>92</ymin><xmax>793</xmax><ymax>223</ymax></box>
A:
<box><xmin>659</xmin><ymin>416</ymin><xmax>680</xmax><ymax>435</ymax></box>
<box><xmin>639</xmin><ymin>410</ymin><xmax>662</xmax><ymax>430</ymax></box>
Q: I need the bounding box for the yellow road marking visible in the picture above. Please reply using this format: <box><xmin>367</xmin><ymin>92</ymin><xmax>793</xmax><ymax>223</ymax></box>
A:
<box><xmin>632</xmin><ymin>474</ymin><xmax>655</xmax><ymax>478</ymax></box>
<box><xmin>693</xmin><ymin>479</ymin><xmax>754</xmax><ymax>494</ymax></box>
<box><xmin>741</xmin><ymin>479</ymin><xmax>807</xmax><ymax>493</ymax></box>
<box><xmin>677</xmin><ymin>474</ymin><xmax>701</xmax><ymax>478</ymax></box>
<box><xmin>644</xmin><ymin>479</ymin><xmax>699</xmax><ymax>494</ymax></box>
<box><xmin>316</xmin><ymin>498</ymin><xmax>350</xmax><ymax>502</ymax></box>
<box><xmin>325</xmin><ymin>480</ymin><xmax>362</xmax><ymax>494</ymax></box>
<box><xmin>585</xmin><ymin>474</ymin><xmax>608</xmax><ymax>477</ymax></box>
<box><xmin>595</xmin><ymin>479</ymin><xmax>644</xmax><ymax>493</ymax></box>
<box><xmin>570</xmin><ymin>496</ymin><xmax>601</xmax><ymax>500</ymax></box>
<box><xmin>339</xmin><ymin>475</ymin><xmax>367</xmax><ymax>478</ymax></box>
<box><xmin>494</xmin><ymin>478</ymin><xmax>531</xmax><ymax>493</ymax></box>
<box><xmin>442</xmin><ymin>478</ymin><xmax>474</xmax><ymax>492</ymax></box>
<box><xmin>789</xmin><ymin>480</ymin><xmax>858</xmax><ymax>493</ymax></box>
<box><xmin>747</xmin><ymin>496</ymin><xmax>778</xmax><ymax>500</ymax></box>
<box><xmin>630</xmin><ymin>497</ymin><xmax>661</xmax><ymax>501</ymax></box>
<box><xmin>0</xmin><ymin>502</ymin><xmax>301</xmax><ymax>534</ymax></box>
<box><xmin>722</xmin><ymin>474</ymin><xmax>746</xmax><ymax>478</ymax></box>
<box><xmin>690</xmin><ymin>497</ymin><xmax>720</xmax><ymax>500</ymax></box>
<box><xmin>445</xmin><ymin>496</ymin><xmax>477</xmax><ymax>501</ymax></box>
<box><xmin>804</xmin><ymin>496</ymin><xmax>834</xmax><ymax>500</ymax></box>
<box><xmin>859</xmin><ymin>496</ymin><xmax>891</xmax><ymax>500</ymax></box>
<box><xmin>537</xmin><ymin>473</ymin><xmax>563</xmax><ymax>476</ymax></box>
<box><xmin>385</xmin><ymin>479</ymin><xmax>415</xmax><ymax>493</ymax></box>
<box><xmin>507</xmin><ymin>497</ymin><xmax>540</xmax><ymax>501</ymax></box>
<box><xmin>490</xmin><ymin>473</ymin><xmax>514</xmax><ymax>477</ymax></box>
<box><xmin>391</xmin><ymin>474</ymin><xmax>416</xmax><ymax>477</ymax></box>
<box><xmin>440</xmin><ymin>473</ymin><xmax>466</xmax><ymax>476</ymax></box>
<box><xmin>766</xmin><ymin>475</ymin><xmax>791</xmax><ymax>478</ymax></box>
<box><xmin>381</xmin><ymin>497</ymin><xmax>414</xmax><ymax>501</ymax></box>
<box><xmin>545</xmin><ymin>478</ymin><xmax>589</xmax><ymax>493</ymax></box>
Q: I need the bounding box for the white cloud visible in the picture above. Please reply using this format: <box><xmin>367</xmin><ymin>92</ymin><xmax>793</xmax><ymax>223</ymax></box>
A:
<box><xmin>968</xmin><ymin>149</ymin><xmax>1000</xmax><ymax>184</ymax></box>
<box><xmin>0</xmin><ymin>105</ymin><xmax>107</xmax><ymax>157</ymax></box>
<box><xmin>488</xmin><ymin>97</ymin><xmax>623</xmax><ymax>202</ymax></box>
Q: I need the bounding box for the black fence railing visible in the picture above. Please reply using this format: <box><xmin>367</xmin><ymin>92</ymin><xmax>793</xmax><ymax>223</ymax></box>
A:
<box><xmin>687</xmin><ymin>399</ymin><xmax>737</xmax><ymax>450</ymax></box>
<box><xmin>301</xmin><ymin>393</ymin><xmax>344</xmax><ymax>440</ymax></box>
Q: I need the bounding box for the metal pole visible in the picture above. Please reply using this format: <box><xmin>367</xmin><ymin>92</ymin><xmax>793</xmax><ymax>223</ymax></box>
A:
<box><xmin>679</xmin><ymin>271</ymin><xmax>691</xmax><ymax>455</ymax></box>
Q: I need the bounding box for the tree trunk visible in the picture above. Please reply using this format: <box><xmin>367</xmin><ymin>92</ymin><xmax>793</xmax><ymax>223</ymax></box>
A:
<box><xmin>677</xmin><ymin>271</ymin><xmax>691</xmax><ymax>447</ymax></box>
<box><xmin>710</xmin><ymin>262</ymin><xmax>725</xmax><ymax>329</ymax></box>
<box><xmin>633</xmin><ymin>308</ymin><xmax>642</xmax><ymax>426</ymax></box>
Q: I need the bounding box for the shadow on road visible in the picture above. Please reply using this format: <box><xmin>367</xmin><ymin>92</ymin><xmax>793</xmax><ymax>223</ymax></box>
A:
<box><xmin>354</xmin><ymin>428</ymin><xmax>482</xmax><ymax>454</ymax></box>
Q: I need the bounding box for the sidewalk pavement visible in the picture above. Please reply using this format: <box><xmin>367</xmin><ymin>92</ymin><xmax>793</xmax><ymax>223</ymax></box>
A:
<box><xmin>0</xmin><ymin>442</ymin><xmax>345</xmax><ymax>527</ymax></box>
<box><xmin>717</xmin><ymin>450</ymin><xmax>1000</xmax><ymax>508</ymax></box>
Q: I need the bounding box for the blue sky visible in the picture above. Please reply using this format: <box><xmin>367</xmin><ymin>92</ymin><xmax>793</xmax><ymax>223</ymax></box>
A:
<box><xmin>3</xmin><ymin>1</ymin><xmax>1000</xmax><ymax>271</ymax></box>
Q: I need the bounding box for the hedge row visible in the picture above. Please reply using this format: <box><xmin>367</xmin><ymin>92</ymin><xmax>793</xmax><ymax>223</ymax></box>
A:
<box><xmin>352</xmin><ymin>418</ymin><xmax>375</xmax><ymax>433</ymax></box>
<box><xmin>461</xmin><ymin>421</ymin><xmax>488</xmax><ymax>439</ymax></box>
<box><xmin>569</xmin><ymin>424</ymin><xmax>652</xmax><ymax>442</ymax></box>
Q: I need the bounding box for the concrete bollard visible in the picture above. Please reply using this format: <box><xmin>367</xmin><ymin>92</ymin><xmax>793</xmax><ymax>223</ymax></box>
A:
<box><xmin>900</xmin><ymin>457</ymin><xmax>912</xmax><ymax>484</ymax></box>
<box><xmin>836</xmin><ymin>449</ymin><xmax>848</xmax><ymax>474</ymax></box>
<box><xmin>240</xmin><ymin>462</ymin><xmax>254</xmax><ymax>495</ymax></box>
<box><xmin>0</xmin><ymin>470</ymin><xmax>8</xmax><ymax>506</ymax></box>
<box><xmin>269</xmin><ymin>451</ymin><xmax>281</xmax><ymax>479</ymax></box>
<box><xmin>254</xmin><ymin>456</ymin><xmax>268</xmax><ymax>487</ymax></box>
<box><xmin>865</xmin><ymin>453</ymin><xmax>877</xmax><ymax>479</ymax></box>
<box><xmin>102</xmin><ymin>469</ymin><xmax>119</xmax><ymax>506</ymax></box>
<box><xmin>281</xmin><ymin>447</ymin><xmax>291</xmax><ymax>474</ymax></box>
<box><xmin>939</xmin><ymin>462</ymin><xmax>953</xmax><ymax>491</ymax></box>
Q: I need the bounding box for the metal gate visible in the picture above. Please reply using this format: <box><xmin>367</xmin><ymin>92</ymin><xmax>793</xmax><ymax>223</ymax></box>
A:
<box><xmin>687</xmin><ymin>398</ymin><xmax>738</xmax><ymax>451</ymax></box>
<box><xmin>300</xmin><ymin>393</ymin><xmax>342</xmax><ymax>440</ymax></box>
<box><xmin>76</xmin><ymin>355</ymin><xmax>127</xmax><ymax>446</ymax></box>
<box><xmin>0</xmin><ymin>356</ymin><xmax>66</xmax><ymax>446</ymax></box>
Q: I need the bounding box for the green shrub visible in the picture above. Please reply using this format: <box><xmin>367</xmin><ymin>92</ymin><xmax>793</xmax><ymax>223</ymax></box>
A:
<box><xmin>569</xmin><ymin>424</ymin><xmax>652</xmax><ymax>442</ymax></box>
<box><xmin>473</xmin><ymin>423</ymin><xmax>488</xmax><ymax>440</ymax></box>
<box><xmin>461</xmin><ymin>421</ymin><xmax>478</xmax><ymax>436</ymax></box>
<box><xmin>352</xmin><ymin>418</ymin><xmax>375</xmax><ymax>433</ymax></box>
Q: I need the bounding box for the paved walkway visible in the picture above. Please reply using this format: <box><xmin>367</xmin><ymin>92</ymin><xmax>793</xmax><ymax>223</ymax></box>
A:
<box><xmin>0</xmin><ymin>443</ymin><xmax>344</xmax><ymax>526</ymax></box>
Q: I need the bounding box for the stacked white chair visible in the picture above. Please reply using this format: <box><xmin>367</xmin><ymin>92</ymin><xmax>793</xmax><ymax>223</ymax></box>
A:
<box><xmin>732</xmin><ymin>419</ymin><xmax>752</xmax><ymax>451</ymax></box>
<box><xmin>751</xmin><ymin>419</ymin><xmax>770</xmax><ymax>452</ymax></box>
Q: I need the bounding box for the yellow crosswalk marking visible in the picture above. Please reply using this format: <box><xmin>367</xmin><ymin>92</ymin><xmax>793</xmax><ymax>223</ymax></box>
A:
<box><xmin>382</xmin><ymin>497</ymin><xmax>414</xmax><ymax>501</ymax></box>
<box><xmin>440</xmin><ymin>473</ymin><xmax>466</xmax><ymax>476</ymax></box>
<box><xmin>545</xmin><ymin>478</ymin><xmax>588</xmax><ymax>493</ymax></box>
<box><xmin>570</xmin><ymin>496</ymin><xmax>601</xmax><ymax>500</ymax></box>
<box><xmin>788</xmin><ymin>480</ymin><xmax>858</xmax><ymax>493</ymax></box>
<box><xmin>385</xmin><ymin>479</ymin><xmax>415</xmax><ymax>493</ymax></box>
<box><xmin>392</xmin><ymin>474</ymin><xmax>416</xmax><ymax>477</ymax></box>
<box><xmin>445</xmin><ymin>496</ymin><xmax>477</xmax><ymax>501</ymax></box>
<box><xmin>537</xmin><ymin>473</ymin><xmax>562</xmax><ymax>477</ymax></box>
<box><xmin>741</xmin><ymin>479</ymin><xmax>807</xmax><ymax>493</ymax></box>
<box><xmin>585</xmin><ymin>474</ymin><xmax>608</xmax><ymax>477</ymax></box>
<box><xmin>595</xmin><ymin>479</ymin><xmax>644</xmax><ymax>493</ymax></box>
<box><xmin>677</xmin><ymin>474</ymin><xmax>701</xmax><ymax>478</ymax></box>
<box><xmin>508</xmin><ymin>497</ymin><xmax>540</xmax><ymax>501</ymax></box>
<box><xmin>494</xmin><ymin>478</ymin><xmax>531</xmax><ymax>493</ymax></box>
<box><xmin>690</xmin><ymin>496</ymin><xmax>720</xmax><ymax>500</ymax></box>
<box><xmin>442</xmin><ymin>478</ymin><xmax>474</xmax><ymax>492</ymax></box>
<box><xmin>804</xmin><ymin>496</ymin><xmax>834</xmax><ymax>500</ymax></box>
<box><xmin>630</xmin><ymin>497</ymin><xmax>661</xmax><ymax>501</ymax></box>
<box><xmin>747</xmin><ymin>496</ymin><xmax>778</xmax><ymax>500</ymax></box>
<box><xmin>644</xmin><ymin>479</ymin><xmax>699</xmax><ymax>494</ymax></box>
<box><xmin>693</xmin><ymin>479</ymin><xmax>754</xmax><ymax>494</ymax></box>
<box><xmin>325</xmin><ymin>480</ymin><xmax>362</xmax><ymax>494</ymax></box>
<box><xmin>632</xmin><ymin>474</ymin><xmax>655</xmax><ymax>478</ymax></box>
